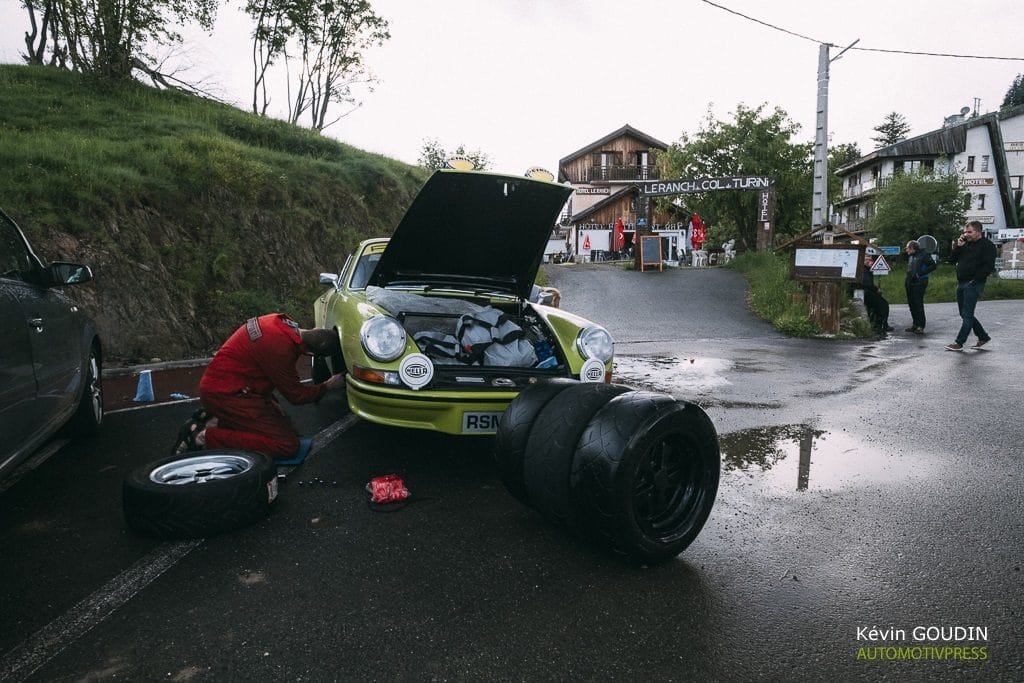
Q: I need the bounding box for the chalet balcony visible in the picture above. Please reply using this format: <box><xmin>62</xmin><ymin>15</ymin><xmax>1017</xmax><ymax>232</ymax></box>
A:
<box><xmin>566</xmin><ymin>165</ymin><xmax>661</xmax><ymax>184</ymax></box>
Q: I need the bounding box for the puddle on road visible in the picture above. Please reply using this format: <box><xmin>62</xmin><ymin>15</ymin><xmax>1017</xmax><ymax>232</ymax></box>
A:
<box><xmin>719</xmin><ymin>424</ymin><xmax>929</xmax><ymax>493</ymax></box>
<box><xmin>613</xmin><ymin>355</ymin><xmax>735</xmax><ymax>393</ymax></box>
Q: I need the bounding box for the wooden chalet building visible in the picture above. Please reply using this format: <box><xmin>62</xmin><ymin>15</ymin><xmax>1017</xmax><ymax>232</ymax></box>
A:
<box><xmin>557</xmin><ymin>124</ymin><xmax>686</xmax><ymax>263</ymax></box>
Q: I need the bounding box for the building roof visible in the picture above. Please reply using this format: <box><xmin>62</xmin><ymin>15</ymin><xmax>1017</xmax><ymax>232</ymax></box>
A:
<box><xmin>558</xmin><ymin>124</ymin><xmax>670</xmax><ymax>168</ymax></box>
<box><xmin>835</xmin><ymin>108</ymin><xmax>1018</xmax><ymax>175</ymax></box>
<box><xmin>568</xmin><ymin>185</ymin><xmax>637</xmax><ymax>224</ymax></box>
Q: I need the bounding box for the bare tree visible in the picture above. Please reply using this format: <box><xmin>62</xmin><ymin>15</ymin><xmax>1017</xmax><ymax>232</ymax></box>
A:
<box><xmin>16</xmin><ymin>0</ymin><xmax>218</xmax><ymax>81</ymax></box>
<box><xmin>284</xmin><ymin>0</ymin><xmax>389</xmax><ymax>132</ymax></box>
<box><xmin>246</xmin><ymin>0</ymin><xmax>292</xmax><ymax>115</ymax></box>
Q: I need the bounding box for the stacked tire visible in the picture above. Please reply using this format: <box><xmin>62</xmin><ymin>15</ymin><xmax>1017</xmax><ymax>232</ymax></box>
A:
<box><xmin>495</xmin><ymin>381</ymin><xmax>720</xmax><ymax>564</ymax></box>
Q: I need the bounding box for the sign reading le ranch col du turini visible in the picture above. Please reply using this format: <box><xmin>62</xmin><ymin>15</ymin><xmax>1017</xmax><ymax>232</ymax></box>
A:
<box><xmin>640</xmin><ymin>176</ymin><xmax>772</xmax><ymax>196</ymax></box>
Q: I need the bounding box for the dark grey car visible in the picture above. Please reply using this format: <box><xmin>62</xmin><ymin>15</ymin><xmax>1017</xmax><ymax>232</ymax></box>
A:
<box><xmin>0</xmin><ymin>209</ymin><xmax>103</xmax><ymax>480</ymax></box>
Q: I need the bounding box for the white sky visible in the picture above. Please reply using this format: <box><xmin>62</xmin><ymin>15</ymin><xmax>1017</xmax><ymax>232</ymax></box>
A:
<box><xmin>2</xmin><ymin>0</ymin><xmax>1023</xmax><ymax>174</ymax></box>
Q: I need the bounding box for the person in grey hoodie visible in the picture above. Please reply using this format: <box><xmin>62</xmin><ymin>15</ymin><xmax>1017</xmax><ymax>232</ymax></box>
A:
<box><xmin>903</xmin><ymin>239</ymin><xmax>937</xmax><ymax>334</ymax></box>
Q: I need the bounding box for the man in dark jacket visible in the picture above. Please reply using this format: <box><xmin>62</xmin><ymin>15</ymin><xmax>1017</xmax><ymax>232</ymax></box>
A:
<box><xmin>945</xmin><ymin>221</ymin><xmax>997</xmax><ymax>351</ymax></box>
<box><xmin>904</xmin><ymin>239</ymin><xmax>938</xmax><ymax>334</ymax></box>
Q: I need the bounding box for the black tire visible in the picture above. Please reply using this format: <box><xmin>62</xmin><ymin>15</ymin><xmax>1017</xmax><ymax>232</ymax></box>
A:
<box><xmin>494</xmin><ymin>378</ymin><xmax>579</xmax><ymax>503</ymax></box>
<box><xmin>522</xmin><ymin>383</ymin><xmax>633</xmax><ymax>526</ymax></box>
<box><xmin>68</xmin><ymin>344</ymin><xmax>103</xmax><ymax>436</ymax></box>
<box><xmin>571</xmin><ymin>392</ymin><xmax>720</xmax><ymax>564</ymax></box>
<box><xmin>123</xmin><ymin>450</ymin><xmax>277</xmax><ymax>539</ymax></box>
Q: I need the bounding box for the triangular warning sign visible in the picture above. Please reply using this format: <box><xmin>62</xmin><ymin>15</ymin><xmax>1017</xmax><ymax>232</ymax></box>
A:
<box><xmin>871</xmin><ymin>254</ymin><xmax>890</xmax><ymax>275</ymax></box>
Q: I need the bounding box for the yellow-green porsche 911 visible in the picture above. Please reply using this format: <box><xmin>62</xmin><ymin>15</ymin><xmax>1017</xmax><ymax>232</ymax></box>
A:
<box><xmin>312</xmin><ymin>169</ymin><xmax>615</xmax><ymax>435</ymax></box>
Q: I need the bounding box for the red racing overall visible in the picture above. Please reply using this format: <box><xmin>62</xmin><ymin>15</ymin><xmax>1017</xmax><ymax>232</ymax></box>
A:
<box><xmin>199</xmin><ymin>314</ymin><xmax>327</xmax><ymax>458</ymax></box>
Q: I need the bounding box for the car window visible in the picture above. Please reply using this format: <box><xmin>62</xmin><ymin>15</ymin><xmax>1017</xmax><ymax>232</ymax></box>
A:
<box><xmin>349</xmin><ymin>252</ymin><xmax>381</xmax><ymax>290</ymax></box>
<box><xmin>0</xmin><ymin>215</ymin><xmax>36</xmax><ymax>283</ymax></box>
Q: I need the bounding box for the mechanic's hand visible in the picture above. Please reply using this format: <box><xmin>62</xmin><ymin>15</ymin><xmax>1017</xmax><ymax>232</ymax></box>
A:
<box><xmin>324</xmin><ymin>373</ymin><xmax>346</xmax><ymax>391</ymax></box>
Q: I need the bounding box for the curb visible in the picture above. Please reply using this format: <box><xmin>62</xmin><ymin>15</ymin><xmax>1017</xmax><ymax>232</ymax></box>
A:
<box><xmin>102</xmin><ymin>357</ymin><xmax>212</xmax><ymax>379</ymax></box>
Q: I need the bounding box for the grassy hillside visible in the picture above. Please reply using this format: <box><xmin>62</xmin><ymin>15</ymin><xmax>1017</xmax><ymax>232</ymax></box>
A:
<box><xmin>0</xmin><ymin>64</ymin><xmax>429</xmax><ymax>361</ymax></box>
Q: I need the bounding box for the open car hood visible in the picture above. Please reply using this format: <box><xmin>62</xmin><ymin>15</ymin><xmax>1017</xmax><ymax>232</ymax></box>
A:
<box><xmin>368</xmin><ymin>170</ymin><xmax>572</xmax><ymax>300</ymax></box>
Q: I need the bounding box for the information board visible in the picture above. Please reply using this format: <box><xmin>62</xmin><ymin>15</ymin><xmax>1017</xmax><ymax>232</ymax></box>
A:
<box><xmin>790</xmin><ymin>244</ymin><xmax>863</xmax><ymax>281</ymax></box>
<box><xmin>640</xmin><ymin>235</ymin><xmax>662</xmax><ymax>272</ymax></box>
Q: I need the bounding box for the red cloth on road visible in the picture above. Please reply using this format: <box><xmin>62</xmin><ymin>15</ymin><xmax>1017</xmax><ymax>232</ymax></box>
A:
<box><xmin>199</xmin><ymin>314</ymin><xmax>326</xmax><ymax>458</ymax></box>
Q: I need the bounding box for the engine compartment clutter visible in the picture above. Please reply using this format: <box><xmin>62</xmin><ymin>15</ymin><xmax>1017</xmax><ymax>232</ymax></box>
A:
<box><xmin>366</xmin><ymin>287</ymin><xmax>559</xmax><ymax>368</ymax></box>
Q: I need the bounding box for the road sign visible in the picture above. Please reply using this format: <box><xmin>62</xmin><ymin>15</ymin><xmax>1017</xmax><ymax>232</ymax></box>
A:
<box><xmin>880</xmin><ymin>246</ymin><xmax>901</xmax><ymax>256</ymax></box>
<box><xmin>871</xmin><ymin>254</ymin><xmax>891</xmax><ymax>275</ymax></box>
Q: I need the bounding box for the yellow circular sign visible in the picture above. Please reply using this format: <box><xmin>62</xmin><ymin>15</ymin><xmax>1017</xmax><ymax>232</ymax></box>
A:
<box><xmin>445</xmin><ymin>156</ymin><xmax>477</xmax><ymax>171</ymax></box>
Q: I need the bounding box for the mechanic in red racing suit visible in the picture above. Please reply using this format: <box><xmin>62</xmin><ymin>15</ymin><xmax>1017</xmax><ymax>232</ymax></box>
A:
<box><xmin>175</xmin><ymin>314</ymin><xmax>345</xmax><ymax>459</ymax></box>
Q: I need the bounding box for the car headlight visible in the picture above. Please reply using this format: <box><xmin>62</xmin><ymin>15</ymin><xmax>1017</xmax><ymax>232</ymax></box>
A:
<box><xmin>576</xmin><ymin>325</ymin><xmax>614</xmax><ymax>363</ymax></box>
<box><xmin>360</xmin><ymin>316</ymin><xmax>407</xmax><ymax>362</ymax></box>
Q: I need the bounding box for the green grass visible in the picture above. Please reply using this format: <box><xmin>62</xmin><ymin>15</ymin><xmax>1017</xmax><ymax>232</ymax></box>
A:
<box><xmin>730</xmin><ymin>250</ymin><xmax>1024</xmax><ymax>339</ymax></box>
<box><xmin>875</xmin><ymin>261</ymin><xmax>1024</xmax><ymax>303</ymax></box>
<box><xmin>0</xmin><ymin>63</ymin><xmax>429</xmax><ymax>359</ymax></box>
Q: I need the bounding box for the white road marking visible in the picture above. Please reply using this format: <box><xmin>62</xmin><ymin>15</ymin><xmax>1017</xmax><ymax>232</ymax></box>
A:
<box><xmin>0</xmin><ymin>540</ymin><xmax>202</xmax><ymax>682</ymax></box>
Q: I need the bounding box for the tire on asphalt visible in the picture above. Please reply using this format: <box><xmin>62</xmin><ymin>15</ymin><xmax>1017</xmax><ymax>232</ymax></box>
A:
<box><xmin>66</xmin><ymin>344</ymin><xmax>103</xmax><ymax>436</ymax></box>
<box><xmin>570</xmin><ymin>392</ymin><xmax>720</xmax><ymax>564</ymax></box>
<box><xmin>123</xmin><ymin>450</ymin><xmax>277</xmax><ymax>539</ymax></box>
<box><xmin>522</xmin><ymin>382</ymin><xmax>633</xmax><ymax>526</ymax></box>
<box><xmin>493</xmin><ymin>378</ymin><xmax>579</xmax><ymax>503</ymax></box>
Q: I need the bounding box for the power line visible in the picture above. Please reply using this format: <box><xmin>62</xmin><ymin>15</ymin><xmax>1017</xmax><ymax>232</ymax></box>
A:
<box><xmin>699</xmin><ymin>0</ymin><xmax>1024</xmax><ymax>61</ymax></box>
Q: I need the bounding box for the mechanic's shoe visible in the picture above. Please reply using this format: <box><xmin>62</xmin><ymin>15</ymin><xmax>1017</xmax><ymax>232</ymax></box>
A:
<box><xmin>904</xmin><ymin>326</ymin><xmax>917</xmax><ymax>332</ymax></box>
<box><xmin>944</xmin><ymin>342</ymin><xmax>963</xmax><ymax>352</ymax></box>
<box><xmin>913</xmin><ymin>327</ymin><xmax>925</xmax><ymax>335</ymax></box>
<box><xmin>973</xmin><ymin>338</ymin><xmax>990</xmax><ymax>348</ymax></box>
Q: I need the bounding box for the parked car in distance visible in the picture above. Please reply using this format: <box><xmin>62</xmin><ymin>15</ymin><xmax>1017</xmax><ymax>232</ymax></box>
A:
<box><xmin>0</xmin><ymin>209</ymin><xmax>103</xmax><ymax>480</ymax></box>
<box><xmin>313</xmin><ymin>169</ymin><xmax>615</xmax><ymax>435</ymax></box>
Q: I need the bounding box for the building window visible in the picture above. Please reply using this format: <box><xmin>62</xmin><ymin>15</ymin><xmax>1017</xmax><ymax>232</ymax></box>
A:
<box><xmin>977</xmin><ymin>193</ymin><xmax>986</xmax><ymax>210</ymax></box>
<box><xmin>967</xmin><ymin>156</ymin><xmax>975</xmax><ymax>172</ymax></box>
<box><xmin>981</xmin><ymin>155</ymin><xmax>989</xmax><ymax>172</ymax></box>
<box><xmin>1011</xmin><ymin>176</ymin><xmax>1023</xmax><ymax>190</ymax></box>
<box><xmin>963</xmin><ymin>193</ymin><xmax>972</xmax><ymax>210</ymax></box>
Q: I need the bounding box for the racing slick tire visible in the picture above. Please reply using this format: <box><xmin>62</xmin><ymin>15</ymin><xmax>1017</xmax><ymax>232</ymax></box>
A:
<box><xmin>571</xmin><ymin>392</ymin><xmax>720</xmax><ymax>564</ymax></box>
<box><xmin>494</xmin><ymin>378</ymin><xmax>579</xmax><ymax>504</ymax></box>
<box><xmin>123</xmin><ymin>450</ymin><xmax>277</xmax><ymax>539</ymax></box>
<box><xmin>522</xmin><ymin>383</ymin><xmax>633</xmax><ymax>527</ymax></box>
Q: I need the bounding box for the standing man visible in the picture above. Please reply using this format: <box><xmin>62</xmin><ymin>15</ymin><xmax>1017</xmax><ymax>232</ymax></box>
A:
<box><xmin>173</xmin><ymin>313</ymin><xmax>345</xmax><ymax>459</ymax></box>
<box><xmin>904</xmin><ymin>239</ymin><xmax>937</xmax><ymax>334</ymax></box>
<box><xmin>945</xmin><ymin>221</ymin><xmax>997</xmax><ymax>351</ymax></box>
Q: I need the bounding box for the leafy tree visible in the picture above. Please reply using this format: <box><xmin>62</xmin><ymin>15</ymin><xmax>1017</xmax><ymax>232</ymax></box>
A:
<box><xmin>418</xmin><ymin>139</ymin><xmax>491</xmax><ymax>171</ymax></box>
<box><xmin>253</xmin><ymin>0</ymin><xmax>390</xmax><ymax>132</ymax></box>
<box><xmin>658</xmin><ymin>103</ymin><xmax>813</xmax><ymax>250</ymax></box>
<box><xmin>1003</xmin><ymin>73</ymin><xmax>1024</xmax><ymax>109</ymax></box>
<box><xmin>868</xmin><ymin>170</ymin><xmax>965</xmax><ymax>251</ymax></box>
<box><xmin>19</xmin><ymin>0</ymin><xmax>217</xmax><ymax>80</ymax></box>
<box><xmin>827</xmin><ymin>141</ymin><xmax>861</xmax><ymax>209</ymax></box>
<box><xmin>871</xmin><ymin>112</ymin><xmax>911</xmax><ymax>148</ymax></box>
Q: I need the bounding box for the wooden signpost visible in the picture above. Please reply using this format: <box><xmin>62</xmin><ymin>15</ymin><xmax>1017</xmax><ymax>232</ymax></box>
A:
<box><xmin>789</xmin><ymin>243</ymin><xmax>865</xmax><ymax>333</ymax></box>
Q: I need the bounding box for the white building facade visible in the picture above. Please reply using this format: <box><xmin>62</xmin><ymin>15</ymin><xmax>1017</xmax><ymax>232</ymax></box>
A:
<box><xmin>835</xmin><ymin>104</ymin><xmax>1024</xmax><ymax>239</ymax></box>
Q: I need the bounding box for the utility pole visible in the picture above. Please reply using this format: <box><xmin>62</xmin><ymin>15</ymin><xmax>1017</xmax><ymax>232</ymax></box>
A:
<box><xmin>812</xmin><ymin>39</ymin><xmax>859</xmax><ymax>231</ymax></box>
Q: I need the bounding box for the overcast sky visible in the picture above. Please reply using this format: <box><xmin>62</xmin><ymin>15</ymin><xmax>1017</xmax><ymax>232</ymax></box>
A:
<box><xmin>2</xmin><ymin>0</ymin><xmax>1022</xmax><ymax>175</ymax></box>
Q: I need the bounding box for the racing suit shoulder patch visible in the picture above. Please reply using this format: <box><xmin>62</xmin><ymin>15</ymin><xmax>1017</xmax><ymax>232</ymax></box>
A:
<box><xmin>246</xmin><ymin>317</ymin><xmax>263</xmax><ymax>341</ymax></box>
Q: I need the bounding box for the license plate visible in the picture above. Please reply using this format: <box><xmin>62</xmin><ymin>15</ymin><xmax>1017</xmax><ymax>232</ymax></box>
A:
<box><xmin>462</xmin><ymin>411</ymin><xmax>503</xmax><ymax>433</ymax></box>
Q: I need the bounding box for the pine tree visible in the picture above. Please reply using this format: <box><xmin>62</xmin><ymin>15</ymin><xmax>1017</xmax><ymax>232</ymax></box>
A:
<box><xmin>871</xmin><ymin>112</ymin><xmax>911</xmax><ymax>148</ymax></box>
<box><xmin>1003</xmin><ymin>73</ymin><xmax>1024</xmax><ymax>108</ymax></box>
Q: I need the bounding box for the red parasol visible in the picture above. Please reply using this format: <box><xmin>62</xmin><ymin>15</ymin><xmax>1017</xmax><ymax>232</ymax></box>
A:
<box><xmin>691</xmin><ymin>213</ymin><xmax>707</xmax><ymax>250</ymax></box>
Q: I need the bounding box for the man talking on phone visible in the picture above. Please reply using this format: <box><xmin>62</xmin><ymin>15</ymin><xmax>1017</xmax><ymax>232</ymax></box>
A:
<box><xmin>945</xmin><ymin>221</ymin><xmax>997</xmax><ymax>351</ymax></box>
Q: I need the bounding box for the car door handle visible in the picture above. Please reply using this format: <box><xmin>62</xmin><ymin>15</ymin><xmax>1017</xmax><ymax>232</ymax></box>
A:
<box><xmin>28</xmin><ymin>317</ymin><xmax>44</xmax><ymax>330</ymax></box>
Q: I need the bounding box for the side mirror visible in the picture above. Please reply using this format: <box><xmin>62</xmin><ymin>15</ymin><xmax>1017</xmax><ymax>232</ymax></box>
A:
<box><xmin>319</xmin><ymin>272</ymin><xmax>340</xmax><ymax>290</ymax></box>
<box><xmin>49</xmin><ymin>262</ymin><xmax>93</xmax><ymax>286</ymax></box>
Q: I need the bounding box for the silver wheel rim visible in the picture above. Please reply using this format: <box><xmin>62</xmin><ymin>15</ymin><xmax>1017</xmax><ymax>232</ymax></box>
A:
<box><xmin>150</xmin><ymin>454</ymin><xmax>254</xmax><ymax>485</ymax></box>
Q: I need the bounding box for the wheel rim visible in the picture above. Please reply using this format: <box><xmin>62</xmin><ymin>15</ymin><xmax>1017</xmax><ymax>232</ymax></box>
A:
<box><xmin>87</xmin><ymin>354</ymin><xmax>103</xmax><ymax>422</ymax></box>
<box><xmin>150</xmin><ymin>454</ymin><xmax>254</xmax><ymax>485</ymax></box>
<box><xmin>632</xmin><ymin>432</ymin><xmax>707</xmax><ymax>538</ymax></box>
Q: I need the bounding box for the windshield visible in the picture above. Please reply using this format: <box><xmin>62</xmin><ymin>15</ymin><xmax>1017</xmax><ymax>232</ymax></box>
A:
<box><xmin>349</xmin><ymin>252</ymin><xmax>381</xmax><ymax>290</ymax></box>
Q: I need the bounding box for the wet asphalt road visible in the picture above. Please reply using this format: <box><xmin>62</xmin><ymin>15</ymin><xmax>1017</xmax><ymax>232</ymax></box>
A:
<box><xmin>1</xmin><ymin>263</ymin><xmax>1022</xmax><ymax>681</ymax></box>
